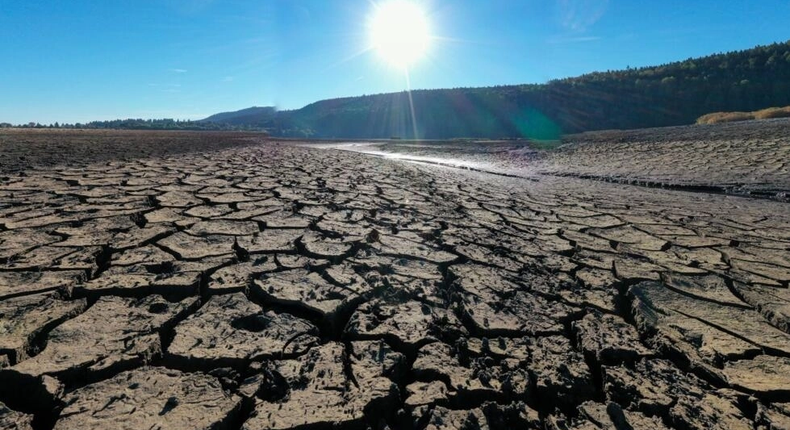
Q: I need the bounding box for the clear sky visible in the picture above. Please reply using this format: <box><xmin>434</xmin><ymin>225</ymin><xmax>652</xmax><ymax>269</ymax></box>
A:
<box><xmin>2</xmin><ymin>0</ymin><xmax>788</xmax><ymax>124</ymax></box>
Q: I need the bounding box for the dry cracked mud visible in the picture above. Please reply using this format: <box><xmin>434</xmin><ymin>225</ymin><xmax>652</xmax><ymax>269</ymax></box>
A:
<box><xmin>0</xmin><ymin>125</ymin><xmax>789</xmax><ymax>429</ymax></box>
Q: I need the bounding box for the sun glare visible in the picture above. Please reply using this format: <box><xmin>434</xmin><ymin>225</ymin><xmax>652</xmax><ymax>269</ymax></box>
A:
<box><xmin>369</xmin><ymin>1</ymin><xmax>431</xmax><ymax>68</ymax></box>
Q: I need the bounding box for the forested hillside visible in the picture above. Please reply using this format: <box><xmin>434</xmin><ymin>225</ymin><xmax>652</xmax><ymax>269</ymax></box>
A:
<box><xmin>11</xmin><ymin>118</ymin><xmax>253</xmax><ymax>131</ymax></box>
<box><xmin>211</xmin><ymin>41</ymin><xmax>790</xmax><ymax>139</ymax></box>
<box><xmin>40</xmin><ymin>42</ymin><xmax>788</xmax><ymax>138</ymax></box>
<box><xmin>202</xmin><ymin>107</ymin><xmax>277</xmax><ymax>125</ymax></box>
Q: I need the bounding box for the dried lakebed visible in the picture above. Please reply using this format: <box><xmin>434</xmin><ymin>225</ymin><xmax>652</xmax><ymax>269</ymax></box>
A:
<box><xmin>0</xmin><ymin>128</ymin><xmax>789</xmax><ymax>429</ymax></box>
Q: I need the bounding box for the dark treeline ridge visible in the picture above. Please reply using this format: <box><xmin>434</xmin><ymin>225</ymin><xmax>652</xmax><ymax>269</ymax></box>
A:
<box><xmin>203</xmin><ymin>41</ymin><xmax>790</xmax><ymax>139</ymax></box>
<box><xmin>1</xmin><ymin>118</ymin><xmax>261</xmax><ymax>132</ymax></box>
<box><xmin>7</xmin><ymin>41</ymin><xmax>789</xmax><ymax>139</ymax></box>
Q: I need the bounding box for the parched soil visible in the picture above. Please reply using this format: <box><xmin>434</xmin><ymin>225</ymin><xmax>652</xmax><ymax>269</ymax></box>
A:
<box><xmin>0</xmin><ymin>129</ymin><xmax>268</xmax><ymax>173</ymax></box>
<box><xmin>542</xmin><ymin>118</ymin><xmax>790</xmax><ymax>199</ymax></box>
<box><xmin>0</xmin><ymin>127</ymin><xmax>788</xmax><ymax>429</ymax></box>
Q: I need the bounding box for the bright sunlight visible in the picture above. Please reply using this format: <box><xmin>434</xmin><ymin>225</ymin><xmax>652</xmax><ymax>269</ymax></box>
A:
<box><xmin>368</xmin><ymin>1</ymin><xmax>431</xmax><ymax>68</ymax></box>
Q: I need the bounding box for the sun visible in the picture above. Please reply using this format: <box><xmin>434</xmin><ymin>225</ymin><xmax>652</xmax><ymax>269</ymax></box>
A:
<box><xmin>368</xmin><ymin>1</ymin><xmax>431</xmax><ymax>68</ymax></box>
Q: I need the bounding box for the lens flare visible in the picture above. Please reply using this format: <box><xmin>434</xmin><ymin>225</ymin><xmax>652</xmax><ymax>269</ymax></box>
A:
<box><xmin>369</xmin><ymin>1</ymin><xmax>431</xmax><ymax>68</ymax></box>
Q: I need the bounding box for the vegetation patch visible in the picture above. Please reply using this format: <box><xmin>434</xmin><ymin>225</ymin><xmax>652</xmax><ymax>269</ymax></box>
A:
<box><xmin>697</xmin><ymin>106</ymin><xmax>790</xmax><ymax>124</ymax></box>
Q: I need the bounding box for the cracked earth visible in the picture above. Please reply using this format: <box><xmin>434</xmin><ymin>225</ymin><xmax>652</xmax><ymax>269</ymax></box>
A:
<box><xmin>0</xmin><ymin>125</ymin><xmax>788</xmax><ymax>429</ymax></box>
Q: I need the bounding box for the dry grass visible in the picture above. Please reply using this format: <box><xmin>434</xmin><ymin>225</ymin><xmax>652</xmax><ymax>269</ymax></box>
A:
<box><xmin>697</xmin><ymin>106</ymin><xmax>790</xmax><ymax>124</ymax></box>
<box><xmin>696</xmin><ymin>111</ymin><xmax>753</xmax><ymax>124</ymax></box>
<box><xmin>754</xmin><ymin>106</ymin><xmax>790</xmax><ymax>119</ymax></box>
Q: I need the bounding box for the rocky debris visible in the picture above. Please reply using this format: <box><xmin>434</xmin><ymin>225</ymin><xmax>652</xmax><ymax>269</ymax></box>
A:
<box><xmin>242</xmin><ymin>341</ymin><xmax>403</xmax><ymax>429</ymax></box>
<box><xmin>2</xmin><ymin>295</ymin><xmax>196</xmax><ymax>386</ymax></box>
<box><xmin>409</xmin><ymin>402</ymin><xmax>541</xmax><ymax>430</ymax></box>
<box><xmin>547</xmin><ymin>401</ymin><xmax>670</xmax><ymax>429</ymax></box>
<box><xmin>53</xmin><ymin>367</ymin><xmax>242</xmax><ymax>430</ymax></box>
<box><xmin>464</xmin><ymin>337</ymin><xmax>531</xmax><ymax>362</ymax></box>
<box><xmin>405</xmin><ymin>381</ymin><xmax>450</xmax><ymax>408</ymax></box>
<box><xmin>603</xmin><ymin>359</ymin><xmax>753</xmax><ymax>429</ymax></box>
<box><xmin>0</xmin><ymin>401</ymin><xmax>34</xmax><ymax>430</ymax></box>
<box><xmin>167</xmin><ymin>293</ymin><xmax>319</xmax><ymax>368</ymax></box>
<box><xmin>417</xmin><ymin>406</ymin><xmax>490</xmax><ymax>430</ymax></box>
<box><xmin>573</xmin><ymin>312</ymin><xmax>653</xmax><ymax>365</ymax></box>
<box><xmin>0</xmin><ymin>295</ymin><xmax>87</xmax><ymax>365</ymax></box>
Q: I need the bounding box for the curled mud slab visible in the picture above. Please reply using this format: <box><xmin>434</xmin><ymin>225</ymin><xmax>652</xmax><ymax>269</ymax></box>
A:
<box><xmin>54</xmin><ymin>367</ymin><xmax>242</xmax><ymax>430</ymax></box>
<box><xmin>0</xmin><ymin>128</ymin><xmax>789</xmax><ymax>429</ymax></box>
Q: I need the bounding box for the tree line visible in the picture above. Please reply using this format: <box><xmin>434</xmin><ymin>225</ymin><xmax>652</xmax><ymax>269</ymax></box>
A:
<box><xmin>0</xmin><ymin>118</ymin><xmax>265</xmax><ymax>132</ymax></box>
<box><xmin>257</xmin><ymin>41</ymin><xmax>790</xmax><ymax>139</ymax></box>
<box><xmin>7</xmin><ymin>41</ymin><xmax>789</xmax><ymax>138</ymax></box>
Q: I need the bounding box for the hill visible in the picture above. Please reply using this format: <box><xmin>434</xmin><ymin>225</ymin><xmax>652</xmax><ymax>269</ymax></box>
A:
<box><xmin>205</xmin><ymin>41</ymin><xmax>790</xmax><ymax>139</ymax></box>
<box><xmin>201</xmin><ymin>106</ymin><xmax>277</xmax><ymax>126</ymax></box>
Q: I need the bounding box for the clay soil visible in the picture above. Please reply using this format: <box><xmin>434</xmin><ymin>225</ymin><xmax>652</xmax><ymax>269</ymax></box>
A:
<box><xmin>0</xmin><ymin>122</ymin><xmax>788</xmax><ymax>429</ymax></box>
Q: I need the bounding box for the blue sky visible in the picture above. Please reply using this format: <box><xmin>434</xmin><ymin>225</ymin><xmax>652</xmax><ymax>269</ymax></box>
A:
<box><xmin>1</xmin><ymin>0</ymin><xmax>788</xmax><ymax>124</ymax></box>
